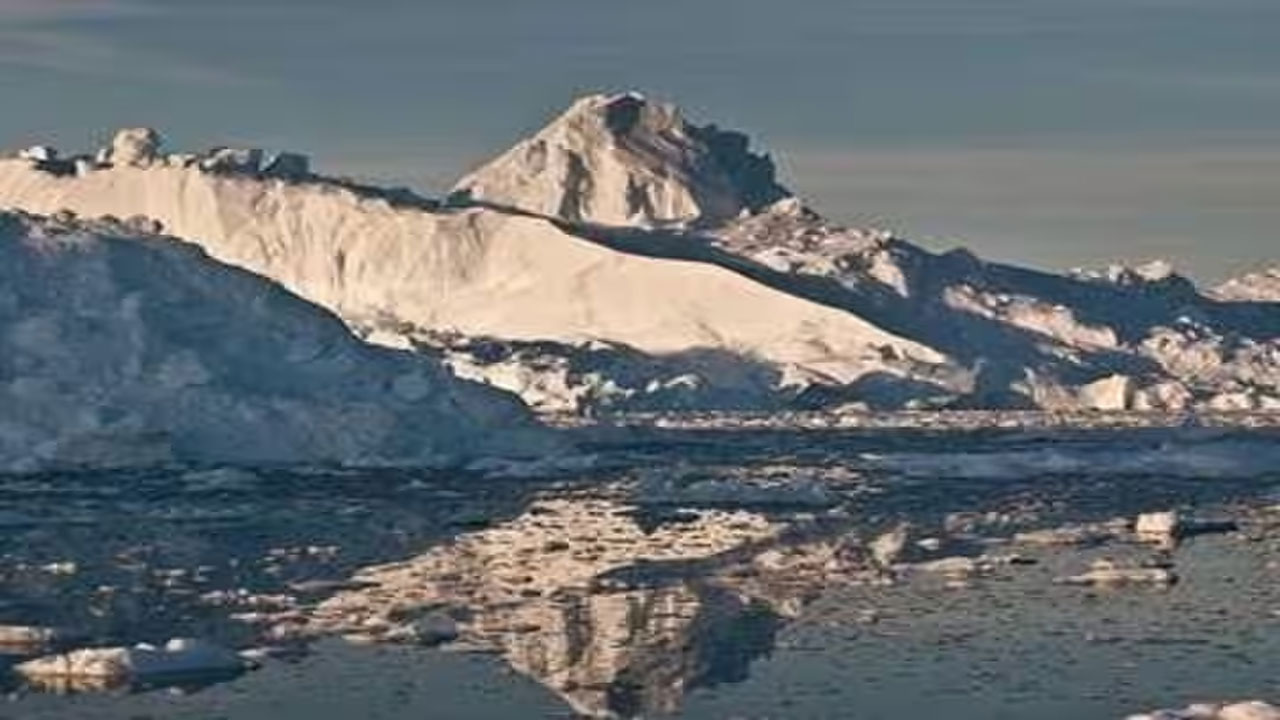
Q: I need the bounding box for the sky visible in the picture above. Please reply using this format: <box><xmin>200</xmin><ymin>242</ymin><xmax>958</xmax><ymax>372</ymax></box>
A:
<box><xmin>0</xmin><ymin>0</ymin><xmax>1276</xmax><ymax>281</ymax></box>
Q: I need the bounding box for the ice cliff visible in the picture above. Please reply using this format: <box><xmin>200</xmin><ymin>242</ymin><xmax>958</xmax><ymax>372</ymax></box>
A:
<box><xmin>0</xmin><ymin>122</ymin><xmax>952</xmax><ymax>413</ymax></box>
<box><xmin>1</xmin><ymin>93</ymin><xmax>1277</xmax><ymax>414</ymax></box>
<box><xmin>0</xmin><ymin>210</ymin><xmax>544</xmax><ymax>472</ymax></box>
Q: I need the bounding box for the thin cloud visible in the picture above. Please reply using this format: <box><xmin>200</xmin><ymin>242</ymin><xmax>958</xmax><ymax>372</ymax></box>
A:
<box><xmin>0</xmin><ymin>0</ymin><xmax>153</xmax><ymax>22</ymax></box>
<box><xmin>1101</xmin><ymin>68</ymin><xmax>1280</xmax><ymax>96</ymax></box>
<box><xmin>0</xmin><ymin>0</ymin><xmax>250</xmax><ymax>85</ymax></box>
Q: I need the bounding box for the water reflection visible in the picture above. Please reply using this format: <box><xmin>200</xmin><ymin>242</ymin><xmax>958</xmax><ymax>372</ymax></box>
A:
<box><xmin>307</xmin><ymin>497</ymin><xmax>858</xmax><ymax>717</ymax></box>
<box><xmin>12</xmin><ymin>668</ymin><xmax>246</xmax><ymax>695</ymax></box>
<box><xmin>491</xmin><ymin>583</ymin><xmax>780</xmax><ymax>717</ymax></box>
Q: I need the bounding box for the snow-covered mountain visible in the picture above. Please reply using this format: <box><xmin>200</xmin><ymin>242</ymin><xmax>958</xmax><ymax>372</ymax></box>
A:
<box><xmin>1</xmin><ymin>93</ymin><xmax>1277</xmax><ymax>414</ymax></box>
<box><xmin>0</xmin><ymin>210</ymin><xmax>545</xmax><ymax>472</ymax></box>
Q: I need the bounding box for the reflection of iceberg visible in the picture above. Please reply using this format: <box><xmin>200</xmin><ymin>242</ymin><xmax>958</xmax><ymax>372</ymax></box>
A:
<box><xmin>490</xmin><ymin>583</ymin><xmax>780</xmax><ymax>717</ymax></box>
<box><xmin>304</xmin><ymin>499</ymin><xmax>820</xmax><ymax>717</ymax></box>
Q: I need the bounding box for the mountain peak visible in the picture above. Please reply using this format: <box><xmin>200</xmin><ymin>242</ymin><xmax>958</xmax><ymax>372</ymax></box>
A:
<box><xmin>450</xmin><ymin>92</ymin><xmax>790</xmax><ymax>228</ymax></box>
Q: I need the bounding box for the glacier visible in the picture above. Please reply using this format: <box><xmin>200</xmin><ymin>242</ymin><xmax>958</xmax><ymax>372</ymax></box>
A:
<box><xmin>1</xmin><ymin>92</ymin><xmax>1277</xmax><ymax>415</ymax></box>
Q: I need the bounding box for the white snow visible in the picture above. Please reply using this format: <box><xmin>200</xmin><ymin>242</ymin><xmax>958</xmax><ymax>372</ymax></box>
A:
<box><xmin>0</xmin><ymin>211</ymin><xmax>548</xmax><ymax>472</ymax></box>
<box><xmin>16</xmin><ymin>638</ymin><xmax>247</xmax><ymax>685</ymax></box>
<box><xmin>1135</xmin><ymin>511</ymin><xmax>1181</xmax><ymax>543</ymax></box>
<box><xmin>0</xmin><ymin>129</ymin><xmax>950</xmax><ymax>410</ymax></box>
<box><xmin>451</xmin><ymin>92</ymin><xmax>789</xmax><ymax>227</ymax></box>
<box><xmin>0</xmin><ymin>625</ymin><xmax>65</xmax><ymax>647</ymax></box>
<box><xmin>101</xmin><ymin>127</ymin><xmax>162</xmax><ymax>167</ymax></box>
<box><xmin>0</xmin><ymin>94</ymin><xmax>1276</xmax><ymax>415</ymax></box>
<box><xmin>1212</xmin><ymin>268</ymin><xmax>1280</xmax><ymax>302</ymax></box>
<box><xmin>1127</xmin><ymin>701</ymin><xmax>1280</xmax><ymax>720</ymax></box>
<box><xmin>18</xmin><ymin>146</ymin><xmax>56</xmax><ymax>163</ymax></box>
<box><xmin>944</xmin><ymin>284</ymin><xmax>1121</xmax><ymax>351</ymax></box>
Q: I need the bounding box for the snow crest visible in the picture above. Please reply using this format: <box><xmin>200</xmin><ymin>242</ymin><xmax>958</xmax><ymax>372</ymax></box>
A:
<box><xmin>451</xmin><ymin>92</ymin><xmax>789</xmax><ymax>228</ymax></box>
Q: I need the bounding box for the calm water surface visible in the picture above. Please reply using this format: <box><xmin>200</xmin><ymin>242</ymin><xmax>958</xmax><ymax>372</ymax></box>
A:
<box><xmin>3</xmin><ymin>426</ymin><xmax>1279</xmax><ymax>718</ymax></box>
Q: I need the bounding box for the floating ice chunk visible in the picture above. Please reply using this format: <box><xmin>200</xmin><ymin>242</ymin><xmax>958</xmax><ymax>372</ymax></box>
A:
<box><xmin>1127</xmin><ymin>701</ymin><xmax>1280</xmax><ymax>720</ymax></box>
<box><xmin>0</xmin><ymin>625</ymin><xmax>67</xmax><ymax>647</ymax></box>
<box><xmin>1078</xmin><ymin>374</ymin><xmax>1133</xmax><ymax>411</ymax></box>
<box><xmin>16</xmin><ymin>638</ymin><xmax>248</xmax><ymax>686</ymax></box>
<box><xmin>40</xmin><ymin>561</ymin><xmax>78</xmax><ymax>576</ymax></box>
<box><xmin>1135</xmin><ymin>511</ymin><xmax>1181</xmax><ymax>544</ymax></box>
<box><xmin>1057</xmin><ymin>559</ymin><xmax>1177</xmax><ymax>587</ymax></box>
<box><xmin>870</xmin><ymin>523</ymin><xmax>910</xmax><ymax>568</ymax></box>
<box><xmin>382</xmin><ymin>612</ymin><xmax>459</xmax><ymax>647</ymax></box>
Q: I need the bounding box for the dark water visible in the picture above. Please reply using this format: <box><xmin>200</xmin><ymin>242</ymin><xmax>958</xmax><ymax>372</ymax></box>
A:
<box><xmin>5</xmin><ymin>640</ymin><xmax>572</xmax><ymax>720</ymax></box>
<box><xmin>3</xmin><ymin>425</ymin><xmax>1280</xmax><ymax>718</ymax></box>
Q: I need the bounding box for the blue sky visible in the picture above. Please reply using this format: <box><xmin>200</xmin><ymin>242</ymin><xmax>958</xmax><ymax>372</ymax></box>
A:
<box><xmin>0</xmin><ymin>0</ymin><xmax>1276</xmax><ymax>281</ymax></box>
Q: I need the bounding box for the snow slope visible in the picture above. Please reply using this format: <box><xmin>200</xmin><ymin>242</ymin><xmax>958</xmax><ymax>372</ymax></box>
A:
<box><xmin>700</xmin><ymin>201</ymin><xmax>1280</xmax><ymax>410</ymax></box>
<box><xmin>0</xmin><ymin>129</ymin><xmax>954</xmax><ymax>411</ymax></box>
<box><xmin>450</xmin><ymin>93</ymin><xmax>1280</xmax><ymax>411</ymax></box>
<box><xmin>1</xmin><ymin>94</ymin><xmax>1277</xmax><ymax>414</ymax></box>
<box><xmin>0</xmin><ymin>210</ymin><xmax>545</xmax><ymax>472</ymax></box>
<box><xmin>446</xmin><ymin>93</ymin><xmax>1280</xmax><ymax>412</ymax></box>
